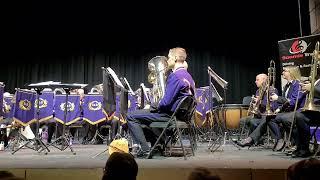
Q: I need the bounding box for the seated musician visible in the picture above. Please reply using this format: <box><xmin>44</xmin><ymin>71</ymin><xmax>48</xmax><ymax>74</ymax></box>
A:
<box><xmin>240</xmin><ymin>73</ymin><xmax>278</xmax><ymax>135</ymax></box>
<box><xmin>291</xmin><ymin>75</ymin><xmax>320</xmax><ymax>157</ymax></box>
<box><xmin>236</xmin><ymin>66</ymin><xmax>302</xmax><ymax>151</ymax></box>
<box><xmin>125</xmin><ymin>47</ymin><xmax>195</xmax><ymax>157</ymax></box>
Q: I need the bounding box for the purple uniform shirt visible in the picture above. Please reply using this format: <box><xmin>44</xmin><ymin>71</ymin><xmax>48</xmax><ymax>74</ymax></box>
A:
<box><xmin>158</xmin><ymin>67</ymin><xmax>195</xmax><ymax>114</ymax></box>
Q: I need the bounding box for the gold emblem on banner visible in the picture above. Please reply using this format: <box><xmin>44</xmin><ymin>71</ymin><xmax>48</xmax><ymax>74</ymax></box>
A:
<box><xmin>34</xmin><ymin>98</ymin><xmax>48</xmax><ymax>109</ymax></box>
<box><xmin>19</xmin><ymin>99</ymin><xmax>32</xmax><ymax>111</ymax></box>
<box><xmin>88</xmin><ymin>101</ymin><xmax>102</xmax><ymax>111</ymax></box>
<box><xmin>60</xmin><ymin>102</ymin><xmax>75</xmax><ymax>112</ymax></box>
<box><xmin>128</xmin><ymin>100</ymin><xmax>131</xmax><ymax>108</ymax></box>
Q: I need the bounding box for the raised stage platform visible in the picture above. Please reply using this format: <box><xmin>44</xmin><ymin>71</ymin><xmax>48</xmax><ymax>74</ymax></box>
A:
<box><xmin>0</xmin><ymin>142</ymin><xmax>307</xmax><ymax>180</ymax></box>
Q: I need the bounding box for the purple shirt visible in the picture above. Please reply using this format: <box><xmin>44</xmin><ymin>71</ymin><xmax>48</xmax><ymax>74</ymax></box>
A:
<box><xmin>158</xmin><ymin>67</ymin><xmax>195</xmax><ymax>114</ymax></box>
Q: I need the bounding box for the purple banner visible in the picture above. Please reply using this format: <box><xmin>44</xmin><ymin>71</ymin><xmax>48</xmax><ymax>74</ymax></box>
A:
<box><xmin>3</xmin><ymin>96</ymin><xmax>14</xmax><ymax>119</ymax></box>
<box><xmin>83</xmin><ymin>94</ymin><xmax>106</xmax><ymax>125</ymax></box>
<box><xmin>114</xmin><ymin>94</ymin><xmax>138</xmax><ymax>124</ymax></box>
<box><xmin>35</xmin><ymin>92</ymin><xmax>54</xmax><ymax>122</ymax></box>
<box><xmin>194</xmin><ymin>87</ymin><xmax>212</xmax><ymax>127</ymax></box>
<box><xmin>0</xmin><ymin>84</ymin><xmax>4</xmax><ymax>120</ymax></box>
<box><xmin>13</xmin><ymin>89</ymin><xmax>37</xmax><ymax>126</ymax></box>
<box><xmin>54</xmin><ymin>95</ymin><xmax>81</xmax><ymax>125</ymax></box>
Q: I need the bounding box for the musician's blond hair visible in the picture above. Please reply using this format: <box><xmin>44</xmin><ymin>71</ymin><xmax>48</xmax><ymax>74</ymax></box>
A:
<box><xmin>283</xmin><ymin>66</ymin><xmax>301</xmax><ymax>80</ymax></box>
<box><xmin>169</xmin><ymin>47</ymin><xmax>187</xmax><ymax>62</ymax></box>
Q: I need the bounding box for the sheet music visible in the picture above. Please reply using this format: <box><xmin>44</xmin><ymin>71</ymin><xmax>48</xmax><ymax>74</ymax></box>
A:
<box><xmin>28</xmin><ymin>81</ymin><xmax>61</xmax><ymax>87</ymax></box>
<box><xmin>208</xmin><ymin>66</ymin><xmax>228</xmax><ymax>89</ymax></box>
<box><xmin>210</xmin><ymin>82</ymin><xmax>223</xmax><ymax>102</ymax></box>
<box><xmin>123</xmin><ymin>77</ymin><xmax>135</xmax><ymax>95</ymax></box>
<box><xmin>72</xmin><ymin>83</ymin><xmax>88</xmax><ymax>88</ymax></box>
<box><xmin>106</xmin><ymin>67</ymin><xmax>124</xmax><ymax>89</ymax></box>
<box><xmin>140</xmin><ymin>83</ymin><xmax>150</xmax><ymax>102</ymax></box>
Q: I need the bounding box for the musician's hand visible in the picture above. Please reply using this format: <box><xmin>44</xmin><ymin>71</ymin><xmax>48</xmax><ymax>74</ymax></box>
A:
<box><xmin>271</xmin><ymin>94</ymin><xmax>278</xmax><ymax>101</ymax></box>
<box><xmin>300</xmin><ymin>82</ymin><xmax>311</xmax><ymax>92</ymax></box>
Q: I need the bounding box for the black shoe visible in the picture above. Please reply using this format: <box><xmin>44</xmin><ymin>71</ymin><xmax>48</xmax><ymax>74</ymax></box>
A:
<box><xmin>291</xmin><ymin>149</ymin><xmax>312</xmax><ymax>158</ymax></box>
<box><xmin>273</xmin><ymin>139</ymin><xmax>285</xmax><ymax>151</ymax></box>
<box><xmin>236</xmin><ymin>137</ymin><xmax>254</xmax><ymax>148</ymax></box>
<box><xmin>137</xmin><ymin>150</ymin><xmax>152</xmax><ymax>159</ymax></box>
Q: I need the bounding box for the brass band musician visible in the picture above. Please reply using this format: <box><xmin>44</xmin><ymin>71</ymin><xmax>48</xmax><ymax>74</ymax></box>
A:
<box><xmin>236</xmin><ymin>66</ymin><xmax>303</xmax><ymax>151</ymax></box>
<box><xmin>240</xmin><ymin>74</ymin><xmax>278</xmax><ymax>135</ymax></box>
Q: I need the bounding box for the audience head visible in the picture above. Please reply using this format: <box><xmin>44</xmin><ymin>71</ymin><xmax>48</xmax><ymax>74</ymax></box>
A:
<box><xmin>0</xmin><ymin>171</ymin><xmax>24</xmax><ymax>180</ymax></box>
<box><xmin>287</xmin><ymin>158</ymin><xmax>320</xmax><ymax>180</ymax></box>
<box><xmin>102</xmin><ymin>152</ymin><xmax>138</xmax><ymax>180</ymax></box>
<box><xmin>188</xmin><ymin>167</ymin><xmax>221</xmax><ymax>180</ymax></box>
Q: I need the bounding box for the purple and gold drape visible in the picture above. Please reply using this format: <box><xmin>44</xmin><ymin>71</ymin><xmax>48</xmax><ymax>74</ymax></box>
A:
<box><xmin>35</xmin><ymin>91</ymin><xmax>54</xmax><ymax>122</ymax></box>
<box><xmin>13</xmin><ymin>89</ymin><xmax>36</xmax><ymax>126</ymax></box>
<box><xmin>83</xmin><ymin>94</ymin><xmax>106</xmax><ymax>125</ymax></box>
<box><xmin>54</xmin><ymin>95</ymin><xmax>81</xmax><ymax>125</ymax></box>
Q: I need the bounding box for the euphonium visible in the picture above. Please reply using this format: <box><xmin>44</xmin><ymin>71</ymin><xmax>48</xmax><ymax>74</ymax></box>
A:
<box><xmin>302</xmin><ymin>41</ymin><xmax>320</xmax><ymax>112</ymax></box>
<box><xmin>263</xmin><ymin>60</ymin><xmax>277</xmax><ymax>116</ymax></box>
<box><xmin>147</xmin><ymin>56</ymin><xmax>168</xmax><ymax>103</ymax></box>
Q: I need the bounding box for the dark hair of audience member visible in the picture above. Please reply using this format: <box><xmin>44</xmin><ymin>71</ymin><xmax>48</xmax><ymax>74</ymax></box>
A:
<box><xmin>102</xmin><ymin>152</ymin><xmax>138</xmax><ymax>180</ymax></box>
<box><xmin>287</xmin><ymin>158</ymin><xmax>320</xmax><ymax>180</ymax></box>
<box><xmin>0</xmin><ymin>171</ymin><xmax>24</xmax><ymax>180</ymax></box>
<box><xmin>188</xmin><ymin>167</ymin><xmax>221</xmax><ymax>180</ymax></box>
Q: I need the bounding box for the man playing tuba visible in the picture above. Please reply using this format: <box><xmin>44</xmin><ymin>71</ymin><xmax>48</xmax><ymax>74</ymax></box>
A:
<box><xmin>125</xmin><ymin>47</ymin><xmax>195</xmax><ymax>158</ymax></box>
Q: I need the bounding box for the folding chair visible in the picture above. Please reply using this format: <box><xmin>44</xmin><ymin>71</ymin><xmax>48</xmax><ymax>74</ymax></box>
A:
<box><xmin>310</xmin><ymin>125</ymin><xmax>320</xmax><ymax>157</ymax></box>
<box><xmin>146</xmin><ymin>96</ymin><xmax>197</xmax><ymax>160</ymax></box>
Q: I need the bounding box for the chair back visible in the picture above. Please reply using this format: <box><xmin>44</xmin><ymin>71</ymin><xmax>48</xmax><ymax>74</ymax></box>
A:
<box><xmin>242</xmin><ymin>96</ymin><xmax>252</xmax><ymax>106</ymax></box>
<box><xmin>174</xmin><ymin>96</ymin><xmax>197</xmax><ymax>122</ymax></box>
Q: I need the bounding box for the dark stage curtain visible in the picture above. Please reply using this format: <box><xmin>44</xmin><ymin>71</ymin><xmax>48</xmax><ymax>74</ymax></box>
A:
<box><xmin>0</xmin><ymin>47</ymin><xmax>277</xmax><ymax>104</ymax></box>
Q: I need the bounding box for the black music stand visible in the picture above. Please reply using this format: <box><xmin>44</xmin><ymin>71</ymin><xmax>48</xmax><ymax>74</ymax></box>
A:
<box><xmin>12</xmin><ymin>86</ymin><xmax>50</xmax><ymax>155</ymax></box>
<box><xmin>92</xmin><ymin>67</ymin><xmax>127</xmax><ymax>158</ymax></box>
<box><xmin>41</xmin><ymin>84</ymin><xmax>82</xmax><ymax>155</ymax></box>
<box><xmin>206</xmin><ymin>67</ymin><xmax>240</xmax><ymax>152</ymax></box>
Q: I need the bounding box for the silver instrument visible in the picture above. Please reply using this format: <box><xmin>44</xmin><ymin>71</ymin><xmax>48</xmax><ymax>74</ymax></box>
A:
<box><xmin>147</xmin><ymin>56</ymin><xmax>168</xmax><ymax>103</ymax></box>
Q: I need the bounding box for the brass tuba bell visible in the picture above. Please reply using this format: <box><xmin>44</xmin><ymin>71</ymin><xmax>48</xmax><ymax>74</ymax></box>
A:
<box><xmin>148</xmin><ymin>72</ymin><xmax>156</xmax><ymax>84</ymax></box>
<box><xmin>147</xmin><ymin>56</ymin><xmax>168</xmax><ymax>103</ymax></box>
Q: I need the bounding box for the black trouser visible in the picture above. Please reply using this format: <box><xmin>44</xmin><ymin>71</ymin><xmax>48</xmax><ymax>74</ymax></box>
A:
<box><xmin>126</xmin><ymin>109</ymin><xmax>171</xmax><ymax>151</ymax></box>
<box><xmin>249</xmin><ymin>115</ymin><xmax>280</xmax><ymax>143</ymax></box>
<box><xmin>295</xmin><ymin>111</ymin><xmax>320</xmax><ymax>151</ymax></box>
<box><xmin>239</xmin><ymin>116</ymin><xmax>263</xmax><ymax>135</ymax></box>
<box><xmin>268</xmin><ymin>112</ymin><xmax>295</xmax><ymax>140</ymax></box>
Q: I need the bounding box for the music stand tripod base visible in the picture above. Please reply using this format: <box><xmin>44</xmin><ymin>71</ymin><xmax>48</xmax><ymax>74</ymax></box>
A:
<box><xmin>39</xmin><ymin>86</ymin><xmax>80</xmax><ymax>155</ymax></box>
<box><xmin>12</xmin><ymin>88</ymin><xmax>50</xmax><ymax>155</ymax></box>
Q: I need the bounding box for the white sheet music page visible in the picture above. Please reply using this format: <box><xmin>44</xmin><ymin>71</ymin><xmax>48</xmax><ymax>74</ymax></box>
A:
<box><xmin>123</xmin><ymin>77</ymin><xmax>135</xmax><ymax>95</ymax></box>
<box><xmin>107</xmin><ymin>67</ymin><xmax>124</xmax><ymax>89</ymax></box>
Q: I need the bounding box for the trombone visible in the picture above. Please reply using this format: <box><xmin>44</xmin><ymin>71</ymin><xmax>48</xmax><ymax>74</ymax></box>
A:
<box><xmin>301</xmin><ymin>41</ymin><xmax>320</xmax><ymax>112</ymax></box>
<box><xmin>263</xmin><ymin>60</ymin><xmax>277</xmax><ymax>116</ymax></box>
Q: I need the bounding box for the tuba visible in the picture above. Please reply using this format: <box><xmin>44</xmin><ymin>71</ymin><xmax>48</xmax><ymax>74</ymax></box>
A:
<box><xmin>263</xmin><ymin>60</ymin><xmax>277</xmax><ymax>116</ymax></box>
<box><xmin>147</xmin><ymin>56</ymin><xmax>168</xmax><ymax>103</ymax></box>
<box><xmin>302</xmin><ymin>41</ymin><xmax>320</xmax><ymax>112</ymax></box>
